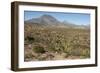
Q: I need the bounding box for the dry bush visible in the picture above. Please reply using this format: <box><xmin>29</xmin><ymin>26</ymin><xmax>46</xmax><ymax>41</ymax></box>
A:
<box><xmin>24</xmin><ymin>24</ymin><xmax>90</xmax><ymax>61</ymax></box>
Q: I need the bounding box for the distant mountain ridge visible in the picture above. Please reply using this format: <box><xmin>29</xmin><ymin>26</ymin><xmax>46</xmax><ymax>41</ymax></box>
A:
<box><xmin>25</xmin><ymin>14</ymin><xmax>89</xmax><ymax>29</ymax></box>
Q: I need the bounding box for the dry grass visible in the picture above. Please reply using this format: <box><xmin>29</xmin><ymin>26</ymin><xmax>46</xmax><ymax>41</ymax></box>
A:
<box><xmin>24</xmin><ymin>24</ymin><xmax>90</xmax><ymax>61</ymax></box>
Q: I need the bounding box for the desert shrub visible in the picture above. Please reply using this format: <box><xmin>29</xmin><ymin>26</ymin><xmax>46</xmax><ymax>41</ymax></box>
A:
<box><xmin>32</xmin><ymin>45</ymin><xmax>46</xmax><ymax>53</ymax></box>
<box><xmin>81</xmin><ymin>49</ymin><xmax>90</xmax><ymax>58</ymax></box>
<box><xmin>24</xmin><ymin>52</ymin><xmax>33</xmax><ymax>59</ymax></box>
<box><xmin>37</xmin><ymin>57</ymin><xmax>46</xmax><ymax>61</ymax></box>
<box><xmin>24</xmin><ymin>25</ymin><xmax>90</xmax><ymax>61</ymax></box>
<box><xmin>25</xmin><ymin>36</ymin><xmax>35</xmax><ymax>44</ymax></box>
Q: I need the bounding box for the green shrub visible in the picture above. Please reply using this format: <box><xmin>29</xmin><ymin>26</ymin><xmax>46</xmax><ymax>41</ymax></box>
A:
<box><xmin>81</xmin><ymin>49</ymin><xmax>90</xmax><ymax>58</ymax></box>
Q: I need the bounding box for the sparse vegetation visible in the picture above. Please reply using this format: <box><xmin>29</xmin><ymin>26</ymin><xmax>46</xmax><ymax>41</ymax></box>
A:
<box><xmin>24</xmin><ymin>24</ymin><xmax>90</xmax><ymax>61</ymax></box>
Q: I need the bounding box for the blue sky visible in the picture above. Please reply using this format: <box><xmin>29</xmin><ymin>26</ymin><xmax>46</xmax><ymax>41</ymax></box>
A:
<box><xmin>24</xmin><ymin>11</ymin><xmax>90</xmax><ymax>25</ymax></box>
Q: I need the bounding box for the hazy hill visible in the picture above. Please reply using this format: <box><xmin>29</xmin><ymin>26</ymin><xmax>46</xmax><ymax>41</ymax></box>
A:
<box><xmin>25</xmin><ymin>14</ymin><xmax>89</xmax><ymax>29</ymax></box>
